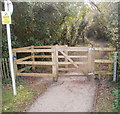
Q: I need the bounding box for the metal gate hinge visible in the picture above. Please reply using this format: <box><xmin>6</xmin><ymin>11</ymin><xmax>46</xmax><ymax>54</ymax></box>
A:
<box><xmin>89</xmin><ymin>48</ymin><xmax>95</xmax><ymax>51</ymax></box>
<box><xmin>88</xmin><ymin>73</ymin><xmax>94</xmax><ymax>76</ymax></box>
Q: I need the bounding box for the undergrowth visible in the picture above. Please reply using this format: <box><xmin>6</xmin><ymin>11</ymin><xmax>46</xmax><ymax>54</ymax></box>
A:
<box><xmin>112</xmin><ymin>85</ymin><xmax>120</xmax><ymax>112</ymax></box>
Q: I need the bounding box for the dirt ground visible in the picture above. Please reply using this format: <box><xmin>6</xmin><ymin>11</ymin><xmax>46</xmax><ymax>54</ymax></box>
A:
<box><xmin>28</xmin><ymin>76</ymin><xmax>97</xmax><ymax>112</ymax></box>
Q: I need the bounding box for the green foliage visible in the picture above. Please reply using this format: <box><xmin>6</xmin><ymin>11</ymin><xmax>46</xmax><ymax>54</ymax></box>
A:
<box><xmin>112</xmin><ymin>87</ymin><xmax>120</xmax><ymax>111</ymax></box>
<box><xmin>108</xmin><ymin>3</ymin><xmax>120</xmax><ymax>82</ymax></box>
<box><xmin>2</xmin><ymin>2</ymin><xmax>91</xmax><ymax>57</ymax></box>
<box><xmin>2</xmin><ymin>76</ymin><xmax>24</xmax><ymax>85</ymax></box>
<box><xmin>2</xmin><ymin>78</ymin><xmax>11</xmax><ymax>85</ymax></box>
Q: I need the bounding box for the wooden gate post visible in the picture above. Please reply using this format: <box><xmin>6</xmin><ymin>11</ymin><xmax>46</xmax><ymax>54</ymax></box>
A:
<box><xmin>52</xmin><ymin>45</ymin><xmax>58</xmax><ymax>82</ymax></box>
<box><xmin>65</xmin><ymin>45</ymin><xmax>68</xmax><ymax>69</ymax></box>
<box><xmin>88</xmin><ymin>46</ymin><xmax>95</xmax><ymax>76</ymax></box>
<box><xmin>55</xmin><ymin>45</ymin><xmax>59</xmax><ymax>80</ymax></box>
<box><xmin>13</xmin><ymin>52</ymin><xmax>17</xmax><ymax>79</ymax></box>
<box><xmin>108</xmin><ymin>51</ymin><xmax>113</xmax><ymax>73</ymax></box>
<box><xmin>31</xmin><ymin>45</ymin><xmax>35</xmax><ymax>71</ymax></box>
<box><xmin>92</xmin><ymin>48</ymin><xmax>95</xmax><ymax>75</ymax></box>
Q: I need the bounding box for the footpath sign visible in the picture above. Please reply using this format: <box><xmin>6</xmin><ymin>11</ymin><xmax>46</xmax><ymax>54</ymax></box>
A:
<box><xmin>1</xmin><ymin>11</ymin><xmax>11</xmax><ymax>24</ymax></box>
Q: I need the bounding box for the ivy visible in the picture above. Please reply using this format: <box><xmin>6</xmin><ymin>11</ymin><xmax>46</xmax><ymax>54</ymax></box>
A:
<box><xmin>112</xmin><ymin>88</ymin><xmax>120</xmax><ymax>111</ymax></box>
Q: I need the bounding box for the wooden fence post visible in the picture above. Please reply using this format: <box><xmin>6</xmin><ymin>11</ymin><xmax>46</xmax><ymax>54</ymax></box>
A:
<box><xmin>88</xmin><ymin>46</ymin><xmax>95</xmax><ymax>76</ymax></box>
<box><xmin>0</xmin><ymin>58</ymin><xmax>3</xmax><ymax>78</ymax></box>
<box><xmin>2</xmin><ymin>58</ymin><xmax>7</xmax><ymax>79</ymax></box>
<box><xmin>31</xmin><ymin>45</ymin><xmax>35</xmax><ymax>71</ymax></box>
<box><xmin>55</xmin><ymin>45</ymin><xmax>58</xmax><ymax>81</ymax></box>
<box><xmin>13</xmin><ymin>52</ymin><xmax>17</xmax><ymax>79</ymax></box>
<box><xmin>92</xmin><ymin>48</ymin><xmax>95</xmax><ymax>76</ymax></box>
<box><xmin>52</xmin><ymin>45</ymin><xmax>58</xmax><ymax>82</ymax></box>
<box><xmin>5</xmin><ymin>58</ymin><xmax>10</xmax><ymax>79</ymax></box>
<box><xmin>108</xmin><ymin>51</ymin><xmax>113</xmax><ymax>74</ymax></box>
<box><xmin>65</xmin><ymin>45</ymin><xmax>68</xmax><ymax>69</ymax></box>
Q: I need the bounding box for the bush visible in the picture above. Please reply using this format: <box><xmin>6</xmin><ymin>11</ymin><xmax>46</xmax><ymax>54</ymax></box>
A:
<box><xmin>112</xmin><ymin>85</ymin><xmax>120</xmax><ymax>112</ymax></box>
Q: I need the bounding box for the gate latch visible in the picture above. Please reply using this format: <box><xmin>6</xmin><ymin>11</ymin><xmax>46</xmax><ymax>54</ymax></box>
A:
<box><xmin>88</xmin><ymin>73</ymin><xmax>94</xmax><ymax>76</ymax></box>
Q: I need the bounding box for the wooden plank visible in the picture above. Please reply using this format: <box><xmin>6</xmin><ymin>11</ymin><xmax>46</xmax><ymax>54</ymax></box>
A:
<box><xmin>5</xmin><ymin>58</ymin><xmax>10</xmax><ymax>79</ymax></box>
<box><xmin>95</xmin><ymin>47</ymin><xmax>115</xmax><ymax>51</ymax></box>
<box><xmin>32</xmin><ymin>49</ymin><xmax>53</xmax><ymax>53</ymax></box>
<box><xmin>2</xmin><ymin>58</ymin><xmax>7</xmax><ymax>79</ymax></box>
<box><xmin>18</xmin><ymin>66</ymin><xmax>32</xmax><ymax>73</ymax></box>
<box><xmin>59</xmin><ymin>50</ymin><xmax>79</xmax><ymax>68</ymax></box>
<box><xmin>1</xmin><ymin>65</ymin><xmax>4</xmax><ymax>78</ymax></box>
<box><xmin>58</xmin><ymin>68</ymin><xmax>76</xmax><ymax>71</ymax></box>
<box><xmin>34</xmin><ymin>45</ymin><xmax>66</xmax><ymax>49</ymax></box>
<box><xmin>58</xmin><ymin>56</ymin><xmax>87</xmax><ymax>58</ymax></box>
<box><xmin>67</xmin><ymin>47</ymin><xmax>88</xmax><ymax>51</ymax></box>
<box><xmin>34</xmin><ymin>45</ymin><xmax>53</xmax><ymax>48</ymax></box>
<box><xmin>57</xmin><ymin>46</ymin><xmax>67</xmax><ymax>51</ymax></box>
<box><xmin>58</xmin><ymin>62</ymin><xmax>87</xmax><ymax>65</ymax></box>
<box><xmin>16</xmin><ymin>73</ymin><xmax>55</xmax><ymax>77</ymax></box>
<box><xmin>95</xmin><ymin>71</ymin><xmax>112</xmax><ymax>75</ymax></box>
<box><xmin>31</xmin><ymin>45</ymin><xmax>35</xmax><ymax>70</ymax></box>
<box><xmin>57</xmin><ymin>46</ymin><xmax>88</xmax><ymax>52</ymax></box>
<box><xmin>16</xmin><ymin>56</ymin><xmax>32</xmax><ymax>62</ymax></box>
<box><xmin>13</xmin><ymin>46</ymin><xmax>115</xmax><ymax>52</ymax></box>
<box><xmin>12</xmin><ymin>46</ymin><xmax>31</xmax><ymax>52</ymax></box>
<box><xmin>34</xmin><ymin>55</ymin><xmax>52</xmax><ymax>58</ymax></box>
<box><xmin>59</xmin><ymin>72</ymin><xmax>84</xmax><ymax>76</ymax></box>
<box><xmin>0</xmin><ymin>59</ymin><xmax>4</xmax><ymax>78</ymax></box>
<box><xmin>13</xmin><ymin>49</ymin><xmax>53</xmax><ymax>53</ymax></box>
<box><xmin>95</xmin><ymin>59</ymin><xmax>114</xmax><ymax>63</ymax></box>
<box><xmin>17</xmin><ymin>61</ymin><xmax>54</xmax><ymax>65</ymax></box>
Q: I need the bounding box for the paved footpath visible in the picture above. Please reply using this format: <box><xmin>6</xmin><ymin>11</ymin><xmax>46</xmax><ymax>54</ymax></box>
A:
<box><xmin>28</xmin><ymin>76</ymin><xmax>96</xmax><ymax>112</ymax></box>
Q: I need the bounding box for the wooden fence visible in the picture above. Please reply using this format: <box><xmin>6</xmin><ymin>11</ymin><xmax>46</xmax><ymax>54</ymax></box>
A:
<box><xmin>1</xmin><ymin>58</ymin><xmax>10</xmax><ymax>79</ymax></box>
<box><xmin>12</xmin><ymin>45</ymin><xmax>59</xmax><ymax>81</ymax></box>
<box><xmin>11</xmin><ymin>45</ymin><xmax>115</xmax><ymax>81</ymax></box>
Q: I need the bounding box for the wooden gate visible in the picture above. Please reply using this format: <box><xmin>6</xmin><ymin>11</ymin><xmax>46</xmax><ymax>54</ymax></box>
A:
<box><xmin>12</xmin><ymin>45</ymin><xmax>115</xmax><ymax>81</ymax></box>
<box><xmin>56</xmin><ymin>46</ymin><xmax>92</xmax><ymax>76</ymax></box>
<box><xmin>56</xmin><ymin>46</ymin><xmax>115</xmax><ymax>78</ymax></box>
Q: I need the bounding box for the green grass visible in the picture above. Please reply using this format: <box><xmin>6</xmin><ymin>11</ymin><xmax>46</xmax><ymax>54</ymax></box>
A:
<box><xmin>2</xmin><ymin>77</ymin><xmax>53</xmax><ymax>112</ymax></box>
<box><xmin>2</xmin><ymin>84</ymin><xmax>35</xmax><ymax>112</ymax></box>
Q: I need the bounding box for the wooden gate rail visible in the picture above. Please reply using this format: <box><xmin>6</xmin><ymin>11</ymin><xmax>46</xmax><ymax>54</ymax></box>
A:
<box><xmin>12</xmin><ymin>45</ymin><xmax>58</xmax><ymax>80</ymax></box>
<box><xmin>12</xmin><ymin>45</ymin><xmax>116</xmax><ymax>80</ymax></box>
<box><xmin>56</xmin><ymin>46</ymin><xmax>89</xmax><ymax>75</ymax></box>
<box><xmin>94</xmin><ymin>47</ymin><xmax>115</xmax><ymax>75</ymax></box>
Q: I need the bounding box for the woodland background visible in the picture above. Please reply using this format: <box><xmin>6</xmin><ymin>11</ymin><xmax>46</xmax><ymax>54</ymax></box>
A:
<box><xmin>2</xmin><ymin>2</ymin><xmax>120</xmax><ymax>79</ymax></box>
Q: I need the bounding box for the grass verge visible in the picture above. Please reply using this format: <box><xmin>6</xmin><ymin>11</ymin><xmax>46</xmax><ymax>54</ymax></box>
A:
<box><xmin>2</xmin><ymin>77</ymin><xmax>53</xmax><ymax>112</ymax></box>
